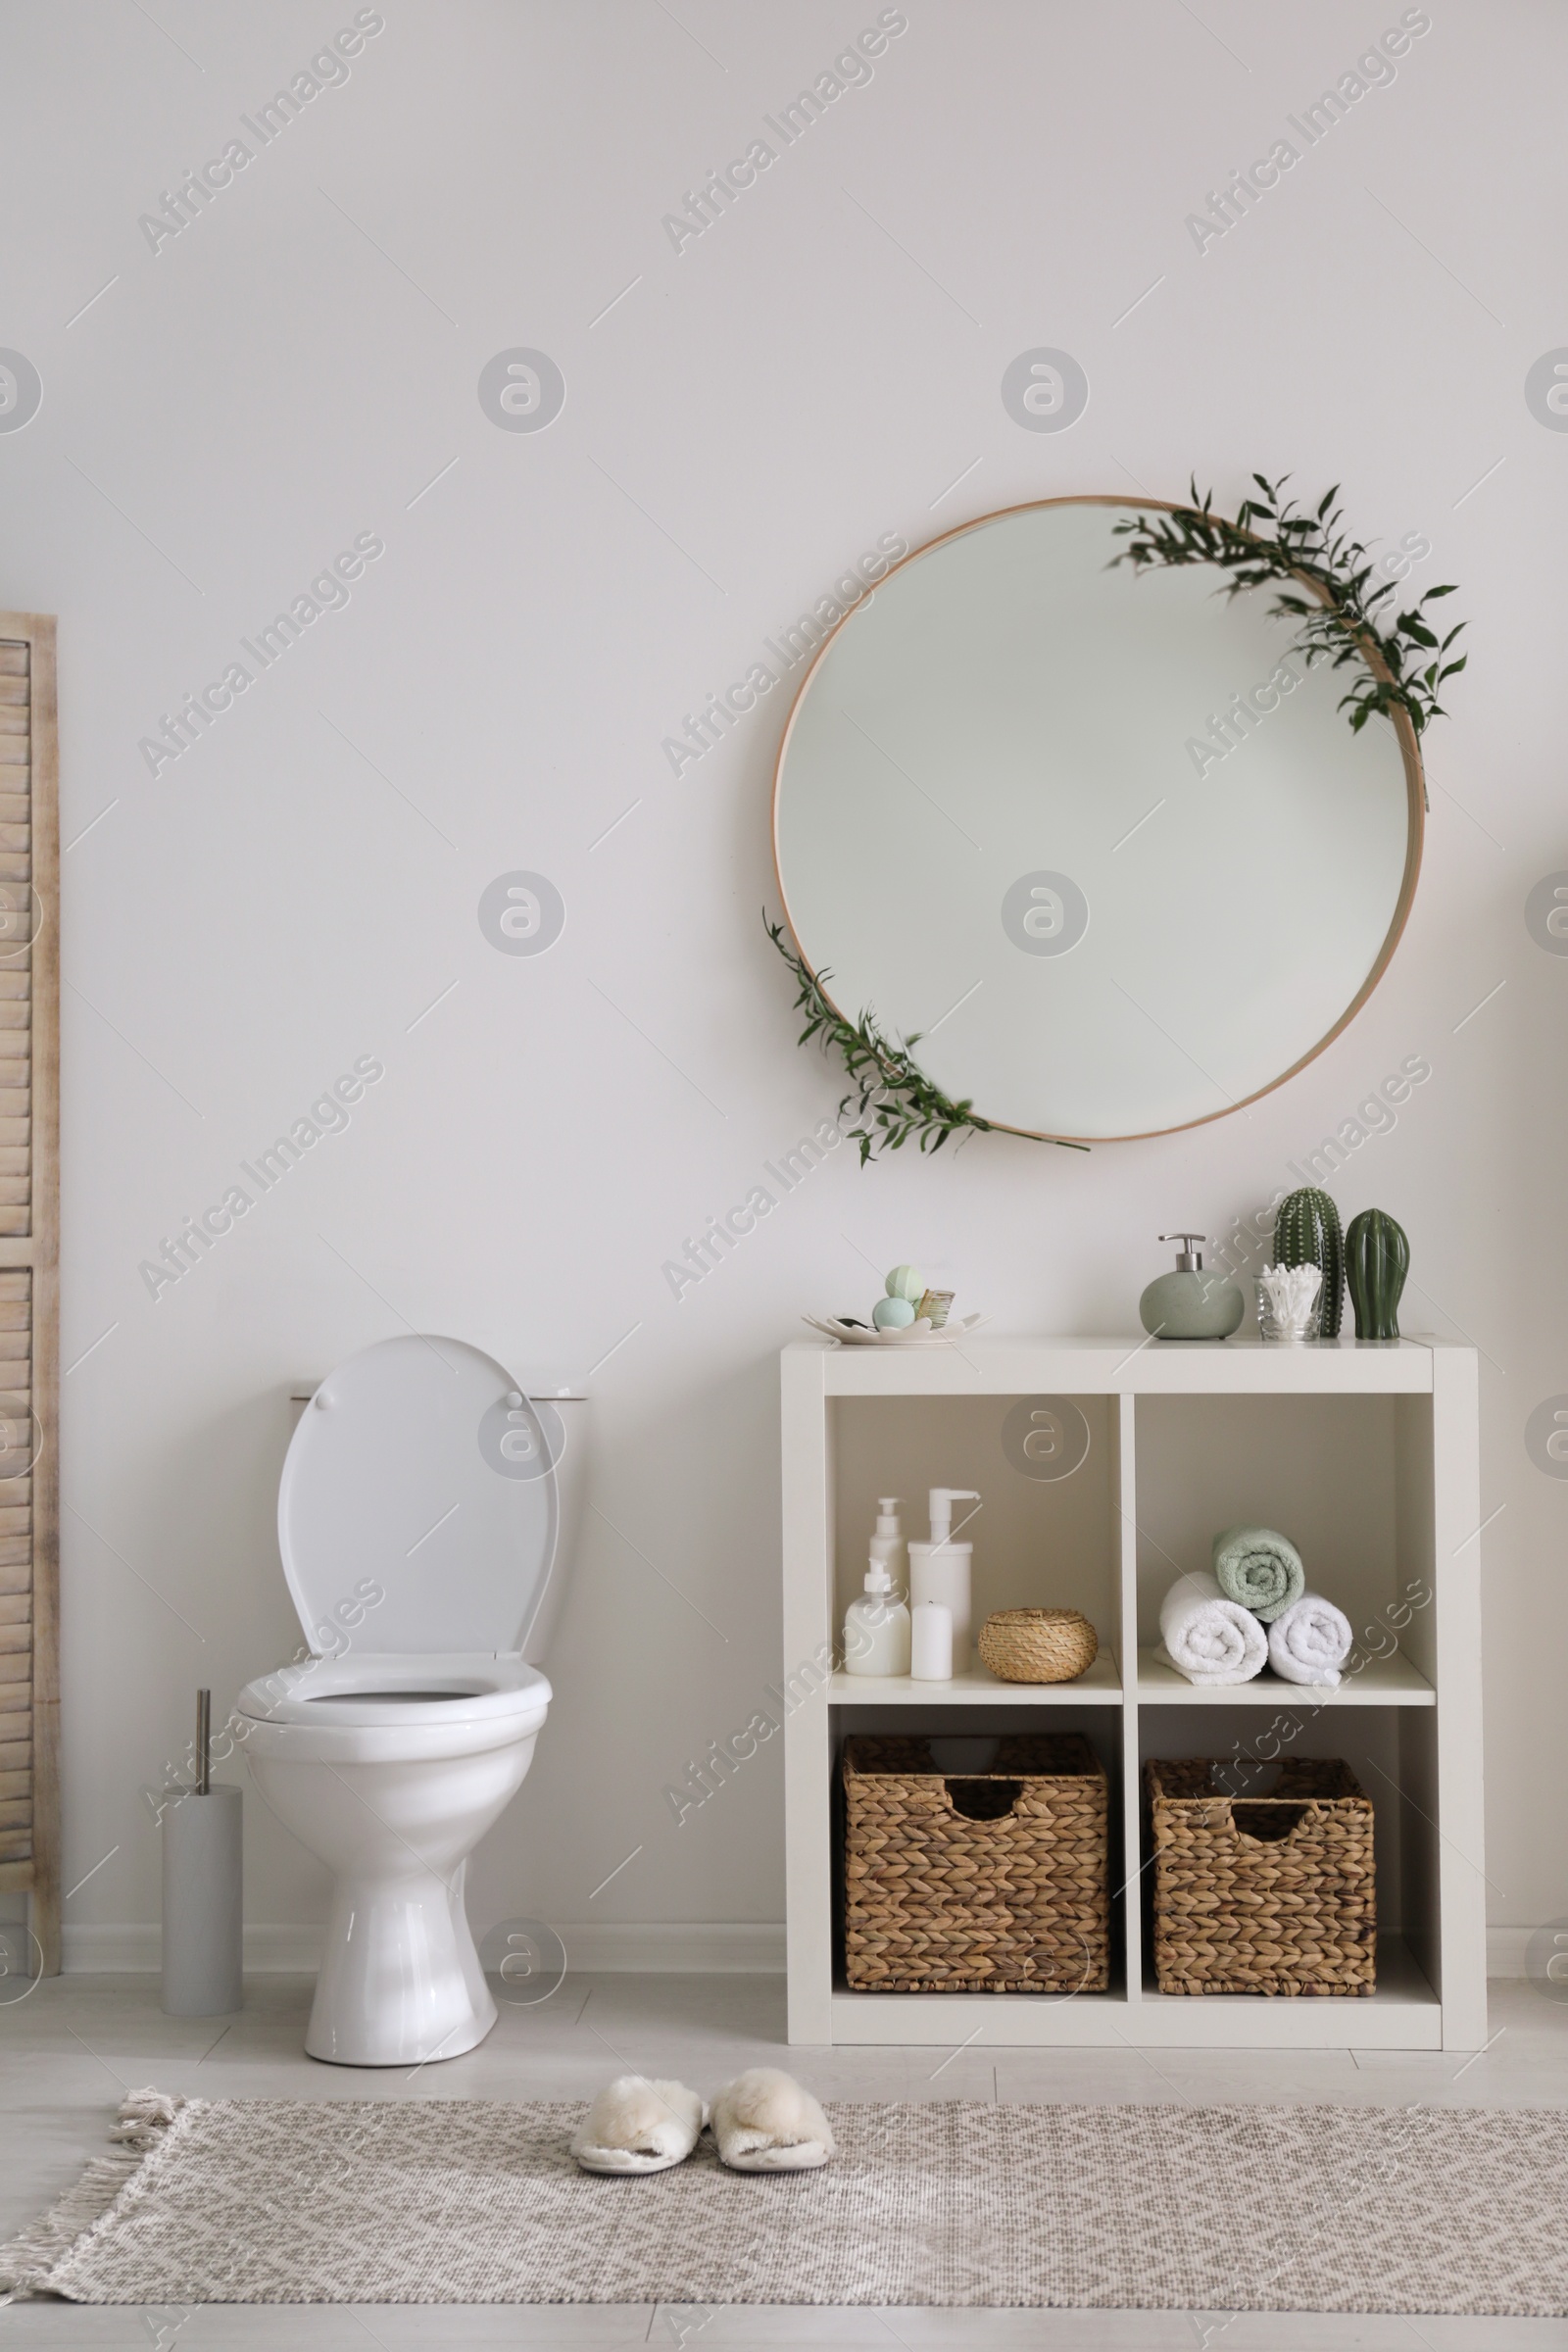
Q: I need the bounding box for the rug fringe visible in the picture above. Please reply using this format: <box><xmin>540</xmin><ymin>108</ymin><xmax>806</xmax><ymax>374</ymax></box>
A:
<box><xmin>0</xmin><ymin>2086</ymin><xmax>188</xmax><ymax>2303</ymax></box>
<box><xmin>110</xmin><ymin>2085</ymin><xmax>186</xmax><ymax>2152</ymax></box>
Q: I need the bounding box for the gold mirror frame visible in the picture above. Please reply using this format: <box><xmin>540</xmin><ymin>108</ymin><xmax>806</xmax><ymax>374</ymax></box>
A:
<box><xmin>770</xmin><ymin>494</ymin><xmax>1426</xmax><ymax>1146</ymax></box>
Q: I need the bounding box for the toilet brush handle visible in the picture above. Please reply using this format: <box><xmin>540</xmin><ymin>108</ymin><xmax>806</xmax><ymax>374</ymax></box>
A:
<box><xmin>196</xmin><ymin>1688</ymin><xmax>211</xmax><ymax>1796</ymax></box>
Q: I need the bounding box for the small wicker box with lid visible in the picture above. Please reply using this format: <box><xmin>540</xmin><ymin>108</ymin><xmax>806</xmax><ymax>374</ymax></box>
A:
<box><xmin>841</xmin><ymin>1733</ymin><xmax>1109</xmax><ymax>1993</ymax></box>
<box><xmin>1145</xmin><ymin>1756</ymin><xmax>1376</xmax><ymax>1996</ymax></box>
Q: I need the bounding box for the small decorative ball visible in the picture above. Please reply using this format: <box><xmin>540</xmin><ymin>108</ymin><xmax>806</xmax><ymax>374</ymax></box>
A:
<box><xmin>872</xmin><ymin>1295</ymin><xmax>916</xmax><ymax>1329</ymax></box>
<box><xmin>884</xmin><ymin>1264</ymin><xmax>923</xmax><ymax>1301</ymax></box>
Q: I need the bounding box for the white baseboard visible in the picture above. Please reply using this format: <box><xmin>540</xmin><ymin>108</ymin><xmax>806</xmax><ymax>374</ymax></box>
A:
<box><xmin>560</xmin><ymin>1922</ymin><xmax>785</xmax><ymax>1972</ymax></box>
<box><xmin>63</xmin><ymin>1925</ymin><xmax>325</xmax><ymax>1973</ymax></box>
<box><xmin>65</xmin><ymin>1921</ymin><xmax>1534</xmax><ymax>1981</ymax></box>
<box><xmin>62</xmin><ymin>1926</ymin><xmax>159</xmax><ymax>1972</ymax></box>
<box><xmin>63</xmin><ymin>1921</ymin><xmax>786</xmax><ymax>1975</ymax></box>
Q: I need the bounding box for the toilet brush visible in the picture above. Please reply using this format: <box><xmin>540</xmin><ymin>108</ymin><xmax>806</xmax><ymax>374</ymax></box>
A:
<box><xmin>161</xmin><ymin>1687</ymin><xmax>243</xmax><ymax>2017</ymax></box>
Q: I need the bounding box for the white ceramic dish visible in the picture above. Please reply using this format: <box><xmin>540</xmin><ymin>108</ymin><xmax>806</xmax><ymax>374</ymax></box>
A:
<box><xmin>802</xmin><ymin>1313</ymin><xmax>988</xmax><ymax>1348</ymax></box>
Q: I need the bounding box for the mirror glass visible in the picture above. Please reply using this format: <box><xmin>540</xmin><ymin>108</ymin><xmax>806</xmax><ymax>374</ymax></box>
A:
<box><xmin>772</xmin><ymin>499</ymin><xmax>1421</xmax><ymax>1142</ymax></box>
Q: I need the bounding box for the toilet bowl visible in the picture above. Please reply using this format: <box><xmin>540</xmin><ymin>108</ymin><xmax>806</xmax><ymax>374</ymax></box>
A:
<box><xmin>238</xmin><ymin>1336</ymin><xmax>585</xmax><ymax>2067</ymax></box>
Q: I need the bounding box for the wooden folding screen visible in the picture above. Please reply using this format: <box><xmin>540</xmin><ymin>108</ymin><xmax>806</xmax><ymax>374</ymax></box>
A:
<box><xmin>0</xmin><ymin>614</ymin><xmax>59</xmax><ymax>1974</ymax></box>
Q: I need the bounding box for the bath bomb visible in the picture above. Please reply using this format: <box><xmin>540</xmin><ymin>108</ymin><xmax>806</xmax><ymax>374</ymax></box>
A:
<box><xmin>884</xmin><ymin>1264</ymin><xmax>923</xmax><ymax>1301</ymax></box>
<box><xmin>873</xmin><ymin>1296</ymin><xmax>916</xmax><ymax>1329</ymax></box>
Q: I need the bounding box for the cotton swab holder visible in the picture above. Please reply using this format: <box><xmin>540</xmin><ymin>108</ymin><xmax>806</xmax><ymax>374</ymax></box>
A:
<box><xmin>161</xmin><ymin>1689</ymin><xmax>243</xmax><ymax>2017</ymax></box>
<box><xmin>1255</xmin><ymin>1261</ymin><xmax>1323</xmax><ymax>1344</ymax></box>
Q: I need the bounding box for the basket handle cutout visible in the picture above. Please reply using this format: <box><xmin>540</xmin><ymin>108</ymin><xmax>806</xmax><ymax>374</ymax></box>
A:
<box><xmin>945</xmin><ymin>1777</ymin><xmax>1021</xmax><ymax>1821</ymax></box>
<box><xmin>1232</xmin><ymin>1800</ymin><xmax>1311</xmax><ymax>1843</ymax></box>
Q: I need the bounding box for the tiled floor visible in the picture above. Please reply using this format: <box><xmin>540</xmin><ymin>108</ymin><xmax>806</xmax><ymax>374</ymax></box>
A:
<box><xmin>1</xmin><ymin>1972</ymin><xmax>1565</xmax><ymax>2348</ymax></box>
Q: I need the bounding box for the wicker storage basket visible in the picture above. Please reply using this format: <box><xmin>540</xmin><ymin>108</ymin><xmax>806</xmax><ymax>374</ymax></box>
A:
<box><xmin>1145</xmin><ymin>1756</ymin><xmax>1376</xmax><ymax>1996</ymax></box>
<box><xmin>978</xmin><ymin>1607</ymin><xmax>1098</xmax><ymax>1683</ymax></box>
<box><xmin>842</xmin><ymin>1734</ymin><xmax>1109</xmax><ymax>1992</ymax></box>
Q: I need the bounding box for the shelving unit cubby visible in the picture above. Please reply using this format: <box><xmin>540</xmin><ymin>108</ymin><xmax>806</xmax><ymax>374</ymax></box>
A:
<box><xmin>781</xmin><ymin>1336</ymin><xmax>1485</xmax><ymax>2051</ymax></box>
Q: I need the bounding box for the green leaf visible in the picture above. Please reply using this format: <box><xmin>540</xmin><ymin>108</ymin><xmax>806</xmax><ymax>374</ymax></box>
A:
<box><xmin>1107</xmin><ymin>476</ymin><xmax>1464</xmax><ymax>761</ymax></box>
<box><xmin>764</xmin><ymin>914</ymin><xmax>1079</xmax><ymax>1160</ymax></box>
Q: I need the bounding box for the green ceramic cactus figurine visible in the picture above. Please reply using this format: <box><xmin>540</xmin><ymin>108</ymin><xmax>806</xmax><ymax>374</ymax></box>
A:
<box><xmin>1275</xmin><ymin>1187</ymin><xmax>1345</xmax><ymax>1338</ymax></box>
<box><xmin>1345</xmin><ymin>1208</ymin><xmax>1409</xmax><ymax>1341</ymax></box>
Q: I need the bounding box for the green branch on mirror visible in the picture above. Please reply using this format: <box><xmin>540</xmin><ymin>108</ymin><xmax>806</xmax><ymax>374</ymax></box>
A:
<box><xmin>1110</xmin><ymin>475</ymin><xmax>1467</xmax><ymax>739</ymax></box>
<box><xmin>766</xmin><ymin>917</ymin><xmax>1089</xmax><ymax>1161</ymax></box>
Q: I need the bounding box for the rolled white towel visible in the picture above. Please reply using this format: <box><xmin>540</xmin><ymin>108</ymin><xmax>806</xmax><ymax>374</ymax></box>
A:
<box><xmin>1158</xmin><ymin>1571</ymin><xmax>1267</xmax><ymax>1686</ymax></box>
<box><xmin>1267</xmin><ymin>1592</ymin><xmax>1353</xmax><ymax>1687</ymax></box>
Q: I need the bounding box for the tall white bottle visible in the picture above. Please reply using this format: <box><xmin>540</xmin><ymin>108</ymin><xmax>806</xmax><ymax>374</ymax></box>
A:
<box><xmin>843</xmin><ymin>1556</ymin><xmax>911</xmax><ymax>1677</ymax></box>
<box><xmin>907</xmin><ymin>1486</ymin><xmax>979</xmax><ymax>1661</ymax></box>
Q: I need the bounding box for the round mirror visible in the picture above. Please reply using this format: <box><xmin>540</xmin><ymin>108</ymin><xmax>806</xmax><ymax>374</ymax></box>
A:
<box><xmin>772</xmin><ymin>497</ymin><xmax>1423</xmax><ymax>1143</ymax></box>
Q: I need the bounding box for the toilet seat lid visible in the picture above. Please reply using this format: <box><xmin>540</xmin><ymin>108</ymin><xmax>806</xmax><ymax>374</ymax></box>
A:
<box><xmin>278</xmin><ymin>1335</ymin><xmax>562</xmax><ymax>1657</ymax></box>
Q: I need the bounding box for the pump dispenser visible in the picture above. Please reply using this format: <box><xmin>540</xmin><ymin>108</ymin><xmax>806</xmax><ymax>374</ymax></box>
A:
<box><xmin>927</xmin><ymin>1488</ymin><xmax>978</xmax><ymax>1544</ymax></box>
<box><xmin>868</xmin><ymin>1496</ymin><xmax>906</xmax><ymax>1589</ymax></box>
<box><xmin>907</xmin><ymin>1486</ymin><xmax>980</xmax><ymax>1660</ymax></box>
<box><xmin>843</xmin><ymin>1554</ymin><xmax>911</xmax><ymax>1677</ymax></box>
<box><xmin>1139</xmin><ymin>1232</ymin><xmax>1245</xmax><ymax>1340</ymax></box>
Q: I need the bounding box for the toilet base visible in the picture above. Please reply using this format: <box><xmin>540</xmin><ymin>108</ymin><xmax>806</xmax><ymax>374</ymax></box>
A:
<box><xmin>306</xmin><ymin>1860</ymin><xmax>497</xmax><ymax>2068</ymax></box>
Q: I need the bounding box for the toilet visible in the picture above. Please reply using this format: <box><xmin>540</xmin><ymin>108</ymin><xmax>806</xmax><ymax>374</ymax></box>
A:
<box><xmin>237</xmin><ymin>1335</ymin><xmax>586</xmax><ymax>2067</ymax></box>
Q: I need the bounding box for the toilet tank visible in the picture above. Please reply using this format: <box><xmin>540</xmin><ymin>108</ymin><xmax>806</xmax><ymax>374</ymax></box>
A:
<box><xmin>523</xmin><ymin>1394</ymin><xmax>588</xmax><ymax>1666</ymax></box>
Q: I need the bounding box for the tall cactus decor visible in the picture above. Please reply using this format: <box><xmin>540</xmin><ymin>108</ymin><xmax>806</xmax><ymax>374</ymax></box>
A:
<box><xmin>1275</xmin><ymin>1187</ymin><xmax>1345</xmax><ymax>1338</ymax></box>
<box><xmin>1345</xmin><ymin>1208</ymin><xmax>1409</xmax><ymax>1341</ymax></box>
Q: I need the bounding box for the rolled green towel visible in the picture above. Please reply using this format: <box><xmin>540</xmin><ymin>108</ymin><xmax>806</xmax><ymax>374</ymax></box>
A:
<box><xmin>1211</xmin><ymin>1524</ymin><xmax>1304</xmax><ymax>1624</ymax></box>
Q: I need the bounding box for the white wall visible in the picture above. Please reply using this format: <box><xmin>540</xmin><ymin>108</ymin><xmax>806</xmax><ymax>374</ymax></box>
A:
<box><xmin>1</xmin><ymin>0</ymin><xmax>1560</xmax><ymax>1963</ymax></box>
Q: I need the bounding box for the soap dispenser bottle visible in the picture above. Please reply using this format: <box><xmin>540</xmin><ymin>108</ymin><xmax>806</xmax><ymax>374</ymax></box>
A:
<box><xmin>868</xmin><ymin>1496</ymin><xmax>906</xmax><ymax>1589</ymax></box>
<box><xmin>907</xmin><ymin>1487</ymin><xmax>979</xmax><ymax>1659</ymax></box>
<box><xmin>843</xmin><ymin>1556</ymin><xmax>911</xmax><ymax>1677</ymax></box>
<box><xmin>1138</xmin><ymin>1233</ymin><xmax>1245</xmax><ymax>1341</ymax></box>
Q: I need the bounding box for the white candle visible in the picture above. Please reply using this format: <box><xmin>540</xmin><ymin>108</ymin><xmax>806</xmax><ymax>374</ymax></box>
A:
<box><xmin>910</xmin><ymin>1600</ymin><xmax>954</xmax><ymax>1681</ymax></box>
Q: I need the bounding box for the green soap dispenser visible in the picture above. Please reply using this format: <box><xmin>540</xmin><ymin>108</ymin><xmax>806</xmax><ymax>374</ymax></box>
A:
<box><xmin>1139</xmin><ymin>1233</ymin><xmax>1245</xmax><ymax>1341</ymax></box>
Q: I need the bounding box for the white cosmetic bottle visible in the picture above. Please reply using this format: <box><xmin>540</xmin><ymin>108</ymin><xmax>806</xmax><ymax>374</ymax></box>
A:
<box><xmin>907</xmin><ymin>1487</ymin><xmax>979</xmax><ymax>1664</ymax></box>
<box><xmin>843</xmin><ymin>1556</ymin><xmax>911</xmax><ymax>1677</ymax></box>
<box><xmin>868</xmin><ymin>1496</ymin><xmax>906</xmax><ymax>1590</ymax></box>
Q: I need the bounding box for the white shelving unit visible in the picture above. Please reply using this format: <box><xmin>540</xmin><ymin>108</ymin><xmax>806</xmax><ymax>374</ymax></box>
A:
<box><xmin>781</xmin><ymin>1336</ymin><xmax>1485</xmax><ymax>2052</ymax></box>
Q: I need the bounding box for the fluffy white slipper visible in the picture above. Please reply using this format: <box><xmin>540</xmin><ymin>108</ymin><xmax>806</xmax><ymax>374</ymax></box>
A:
<box><xmin>710</xmin><ymin>2067</ymin><xmax>836</xmax><ymax>2172</ymax></box>
<box><xmin>571</xmin><ymin>2075</ymin><xmax>707</xmax><ymax>2174</ymax></box>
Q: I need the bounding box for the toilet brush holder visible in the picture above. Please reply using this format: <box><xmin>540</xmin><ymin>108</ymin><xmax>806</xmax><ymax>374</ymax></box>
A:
<box><xmin>161</xmin><ymin>1783</ymin><xmax>242</xmax><ymax>2016</ymax></box>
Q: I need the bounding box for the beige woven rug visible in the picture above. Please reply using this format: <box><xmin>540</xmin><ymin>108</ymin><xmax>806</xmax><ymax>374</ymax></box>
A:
<box><xmin>3</xmin><ymin>2089</ymin><xmax>1565</xmax><ymax>2314</ymax></box>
